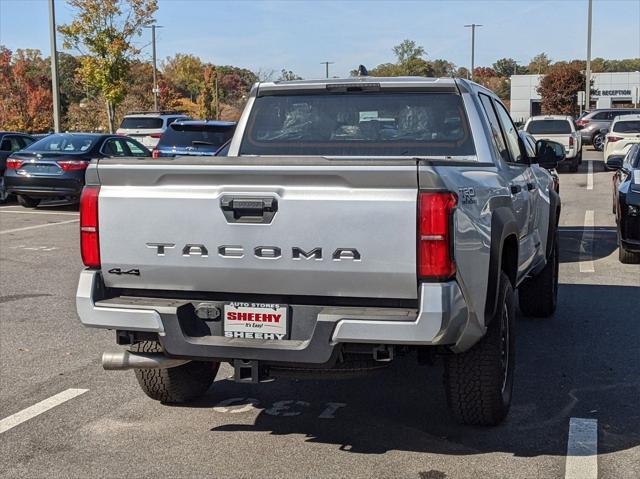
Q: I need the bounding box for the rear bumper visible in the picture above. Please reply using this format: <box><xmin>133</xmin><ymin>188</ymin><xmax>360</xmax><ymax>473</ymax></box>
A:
<box><xmin>76</xmin><ymin>270</ymin><xmax>473</xmax><ymax>364</ymax></box>
<box><xmin>5</xmin><ymin>176</ymin><xmax>83</xmax><ymax>198</ymax></box>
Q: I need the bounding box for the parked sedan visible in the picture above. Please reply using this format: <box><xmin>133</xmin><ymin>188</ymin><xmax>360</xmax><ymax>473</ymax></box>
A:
<box><xmin>153</xmin><ymin>120</ymin><xmax>236</xmax><ymax>158</ymax></box>
<box><xmin>607</xmin><ymin>143</ymin><xmax>640</xmax><ymax>263</ymax></box>
<box><xmin>4</xmin><ymin>133</ymin><xmax>150</xmax><ymax>208</ymax></box>
<box><xmin>0</xmin><ymin>132</ymin><xmax>36</xmax><ymax>201</ymax></box>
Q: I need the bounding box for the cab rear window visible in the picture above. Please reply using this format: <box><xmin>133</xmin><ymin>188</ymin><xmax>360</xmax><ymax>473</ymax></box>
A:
<box><xmin>612</xmin><ymin>121</ymin><xmax>640</xmax><ymax>133</ymax></box>
<box><xmin>240</xmin><ymin>92</ymin><xmax>476</xmax><ymax>157</ymax></box>
<box><xmin>526</xmin><ymin>120</ymin><xmax>572</xmax><ymax>135</ymax></box>
<box><xmin>119</xmin><ymin>117</ymin><xmax>163</xmax><ymax>129</ymax></box>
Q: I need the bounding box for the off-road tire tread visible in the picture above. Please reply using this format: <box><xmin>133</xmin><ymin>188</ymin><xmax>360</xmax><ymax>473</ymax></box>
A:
<box><xmin>518</xmin><ymin>235</ymin><xmax>559</xmax><ymax>317</ymax></box>
<box><xmin>132</xmin><ymin>341</ymin><xmax>219</xmax><ymax>404</ymax></box>
<box><xmin>443</xmin><ymin>272</ymin><xmax>514</xmax><ymax>426</ymax></box>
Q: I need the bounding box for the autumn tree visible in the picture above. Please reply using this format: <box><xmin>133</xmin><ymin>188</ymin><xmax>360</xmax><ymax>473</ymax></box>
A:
<box><xmin>162</xmin><ymin>53</ymin><xmax>204</xmax><ymax>100</ymax></box>
<box><xmin>58</xmin><ymin>0</ymin><xmax>158</xmax><ymax>132</ymax></box>
<box><xmin>537</xmin><ymin>64</ymin><xmax>586</xmax><ymax>115</ymax></box>
<box><xmin>198</xmin><ymin>65</ymin><xmax>218</xmax><ymax>120</ymax></box>
<box><xmin>527</xmin><ymin>53</ymin><xmax>551</xmax><ymax>74</ymax></box>
<box><xmin>0</xmin><ymin>47</ymin><xmax>53</xmax><ymax>132</ymax></box>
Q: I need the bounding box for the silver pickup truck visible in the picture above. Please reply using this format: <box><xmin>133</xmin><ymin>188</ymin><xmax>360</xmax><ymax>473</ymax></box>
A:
<box><xmin>76</xmin><ymin>77</ymin><xmax>562</xmax><ymax>426</ymax></box>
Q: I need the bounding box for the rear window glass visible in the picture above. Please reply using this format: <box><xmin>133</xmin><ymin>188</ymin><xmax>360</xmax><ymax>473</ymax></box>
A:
<box><xmin>240</xmin><ymin>93</ymin><xmax>476</xmax><ymax>157</ymax></box>
<box><xmin>526</xmin><ymin>120</ymin><xmax>572</xmax><ymax>135</ymax></box>
<box><xmin>612</xmin><ymin>121</ymin><xmax>640</xmax><ymax>133</ymax></box>
<box><xmin>25</xmin><ymin>134</ymin><xmax>97</xmax><ymax>154</ymax></box>
<box><xmin>158</xmin><ymin>124</ymin><xmax>236</xmax><ymax>151</ymax></box>
<box><xmin>119</xmin><ymin>117</ymin><xmax>163</xmax><ymax>129</ymax></box>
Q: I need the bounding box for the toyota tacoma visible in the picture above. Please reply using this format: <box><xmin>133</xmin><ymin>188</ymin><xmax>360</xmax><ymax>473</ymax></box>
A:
<box><xmin>76</xmin><ymin>77</ymin><xmax>562</xmax><ymax>426</ymax></box>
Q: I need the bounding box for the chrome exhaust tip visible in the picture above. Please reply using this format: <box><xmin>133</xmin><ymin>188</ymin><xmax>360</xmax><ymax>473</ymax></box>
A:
<box><xmin>102</xmin><ymin>351</ymin><xmax>190</xmax><ymax>371</ymax></box>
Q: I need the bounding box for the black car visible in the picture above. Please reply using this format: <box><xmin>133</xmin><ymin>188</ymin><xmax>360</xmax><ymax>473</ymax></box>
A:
<box><xmin>4</xmin><ymin>133</ymin><xmax>150</xmax><ymax>208</ymax></box>
<box><xmin>0</xmin><ymin>132</ymin><xmax>36</xmax><ymax>201</ymax></box>
<box><xmin>607</xmin><ymin>143</ymin><xmax>640</xmax><ymax>263</ymax></box>
<box><xmin>153</xmin><ymin>120</ymin><xmax>236</xmax><ymax>158</ymax></box>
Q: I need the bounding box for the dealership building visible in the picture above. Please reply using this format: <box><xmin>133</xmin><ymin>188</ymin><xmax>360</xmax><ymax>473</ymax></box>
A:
<box><xmin>510</xmin><ymin>71</ymin><xmax>640</xmax><ymax>123</ymax></box>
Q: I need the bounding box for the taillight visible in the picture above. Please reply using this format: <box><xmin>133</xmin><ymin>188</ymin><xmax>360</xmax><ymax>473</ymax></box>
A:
<box><xmin>417</xmin><ymin>192</ymin><xmax>457</xmax><ymax>280</ymax></box>
<box><xmin>569</xmin><ymin>136</ymin><xmax>574</xmax><ymax>146</ymax></box>
<box><xmin>57</xmin><ymin>160</ymin><xmax>89</xmax><ymax>171</ymax></box>
<box><xmin>6</xmin><ymin>158</ymin><xmax>24</xmax><ymax>169</ymax></box>
<box><xmin>152</xmin><ymin>149</ymin><xmax>160</xmax><ymax>159</ymax></box>
<box><xmin>80</xmin><ymin>186</ymin><xmax>100</xmax><ymax>268</ymax></box>
<box><xmin>150</xmin><ymin>133</ymin><xmax>162</xmax><ymax>138</ymax></box>
<box><xmin>576</xmin><ymin>119</ymin><xmax>588</xmax><ymax>127</ymax></box>
<box><xmin>607</xmin><ymin>136</ymin><xmax>622</xmax><ymax>143</ymax></box>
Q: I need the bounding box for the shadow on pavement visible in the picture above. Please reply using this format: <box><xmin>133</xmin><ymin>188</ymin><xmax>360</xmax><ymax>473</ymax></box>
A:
<box><xmin>558</xmin><ymin>226</ymin><xmax>618</xmax><ymax>263</ymax></box>
<box><xmin>184</xmin><ymin>283</ymin><xmax>640</xmax><ymax>458</ymax></box>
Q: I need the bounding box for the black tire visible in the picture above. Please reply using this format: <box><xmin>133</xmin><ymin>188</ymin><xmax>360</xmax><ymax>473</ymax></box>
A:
<box><xmin>568</xmin><ymin>158</ymin><xmax>579</xmax><ymax>173</ymax></box>
<box><xmin>444</xmin><ymin>272</ymin><xmax>515</xmax><ymax>426</ymax></box>
<box><xmin>619</xmin><ymin>242</ymin><xmax>640</xmax><ymax>264</ymax></box>
<box><xmin>576</xmin><ymin>149</ymin><xmax>583</xmax><ymax>165</ymax></box>
<box><xmin>592</xmin><ymin>133</ymin><xmax>604</xmax><ymax>151</ymax></box>
<box><xmin>17</xmin><ymin>195</ymin><xmax>40</xmax><ymax>208</ymax></box>
<box><xmin>132</xmin><ymin>341</ymin><xmax>219</xmax><ymax>403</ymax></box>
<box><xmin>518</xmin><ymin>235</ymin><xmax>559</xmax><ymax>317</ymax></box>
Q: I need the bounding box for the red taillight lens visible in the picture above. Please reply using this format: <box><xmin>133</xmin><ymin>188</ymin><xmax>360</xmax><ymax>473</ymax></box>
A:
<box><xmin>418</xmin><ymin>192</ymin><xmax>457</xmax><ymax>280</ymax></box>
<box><xmin>152</xmin><ymin>149</ymin><xmax>160</xmax><ymax>159</ymax></box>
<box><xmin>607</xmin><ymin>136</ymin><xmax>622</xmax><ymax>143</ymax></box>
<box><xmin>576</xmin><ymin>119</ymin><xmax>588</xmax><ymax>127</ymax></box>
<box><xmin>80</xmin><ymin>186</ymin><xmax>100</xmax><ymax>268</ymax></box>
<box><xmin>150</xmin><ymin>133</ymin><xmax>162</xmax><ymax>138</ymax></box>
<box><xmin>6</xmin><ymin>158</ymin><xmax>24</xmax><ymax>169</ymax></box>
<box><xmin>57</xmin><ymin>160</ymin><xmax>89</xmax><ymax>171</ymax></box>
<box><xmin>569</xmin><ymin>136</ymin><xmax>574</xmax><ymax>146</ymax></box>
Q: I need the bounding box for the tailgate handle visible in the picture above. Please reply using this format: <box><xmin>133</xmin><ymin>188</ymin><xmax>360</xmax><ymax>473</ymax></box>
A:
<box><xmin>220</xmin><ymin>196</ymin><xmax>278</xmax><ymax>224</ymax></box>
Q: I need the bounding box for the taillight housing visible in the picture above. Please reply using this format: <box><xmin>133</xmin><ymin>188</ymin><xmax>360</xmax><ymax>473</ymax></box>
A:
<box><xmin>6</xmin><ymin>158</ymin><xmax>24</xmax><ymax>169</ymax></box>
<box><xmin>417</xmin><ymin>192</ymin><xmax>457</xmax><ymax>280</ymax></box>
<box><xmin>150</xmin><ymin>133</ymin><xmax>162</xmax><ymax>139</ymax></box>
<box><xmin>152</xmin><ymin>149</ymin><xmax>160</xmax><ymax>159</ymax></box>
<box><xmin>607</xmin><ymin>136</ymin><xmax>622</xmax><ymax>143</ymax></box>
<box><xmin>80</xmin><ymin>186</ymin><xmax>100</xmax><ymax>268</ymax></box>
<box><xmin>57</xmin><ymin>159</ymin><xmax>89</xmax><ymax>171</ymax></box>
<box><xmin>569</xmin><ymin>136</ymin><xmax>574</xmax><ymax>147</ymax></box>
<box><xmin>576</xmin><ymin>119</ymin><xmax>588</xmax><ymax>128</ymax></box>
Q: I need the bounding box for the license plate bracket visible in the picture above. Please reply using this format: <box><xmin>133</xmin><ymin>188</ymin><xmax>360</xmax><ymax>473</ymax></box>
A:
<box><xmin>223</xmin><ymin>302</ymin><xmax>289</xmax><ymax>340</ymax></box>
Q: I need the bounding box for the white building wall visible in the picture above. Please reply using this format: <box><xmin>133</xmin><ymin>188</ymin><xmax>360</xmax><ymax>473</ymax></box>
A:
<box><xmin>510</xmin><ymin>71</ymin><xmax>640</xmax><ymax>122</ymax></box>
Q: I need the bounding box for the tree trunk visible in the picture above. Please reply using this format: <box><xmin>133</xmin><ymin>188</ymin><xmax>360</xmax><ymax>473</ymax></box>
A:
<box><xmin>106</xmin><ymin>101</ymin><xmax>115</xmax><ymax>133</ymax></box>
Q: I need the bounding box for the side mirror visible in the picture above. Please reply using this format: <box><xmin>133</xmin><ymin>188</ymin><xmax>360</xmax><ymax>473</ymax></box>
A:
<box><xmin>535</xmin><ymin>139</ymin><xmax>565</xmax><ymax>169</ymax></box>
<box><xmin>606</xmin><ymin>156</ymin><xmax>624</xmax><ymax>170</ymax></box>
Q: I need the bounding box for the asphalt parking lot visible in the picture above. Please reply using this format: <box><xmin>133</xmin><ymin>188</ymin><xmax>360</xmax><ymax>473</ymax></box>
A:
<box><xmin>0</xmin><ymin>148</ymin><xmax>638</xmax><ymax>479</ymax></box>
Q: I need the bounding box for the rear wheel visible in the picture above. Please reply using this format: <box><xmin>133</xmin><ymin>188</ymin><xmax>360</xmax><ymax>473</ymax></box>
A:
<box><xmin>618</xmin><ymin>240</ymin><xmax>640</xmax><ymax>264</ymax></box>
<box><xmin>518</xmin><ymin>234</ymin><xmax>559</xmax><ymax>317</ymax></box>
<box><xmin>592</xmin><ymin>133</ymin><xmax>604</xmax><ymax>151</ymax></box>
<box><xmin>17</xmin><ymin>195</ymin><xmax>40</xmax><ymax>208</ymax></box>
<box><xmin>576</xmin><ymin>149</ymin><xmax>583</xmax><ymax>165</ymax></box>
<box><xmin>132</xmin><ymin>341</ymin><xmax>219</xmax><ymax>403</ymax></box>
<box><xmin>568</xmin><ymin>158</ymin><xmax>579</xmax><ymax>173</ymax></box>
<box><xmin>443</xmin><ymin>272</ymin><xmax>515</xmax><ymax>426</ymax></box>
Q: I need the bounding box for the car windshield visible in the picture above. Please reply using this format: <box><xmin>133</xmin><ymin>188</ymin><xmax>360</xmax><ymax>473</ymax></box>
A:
<box><xmin>526</xmin><ymin>120</ymin><xmax>572</xmax><ymax>134</ymax></box>
<box><xmin>24</xmin><ymin>134</ymin><xmax>97</xmax><ymax>154</ymax></box>
<box><xmin>158</xmin><ymin>124</ymin><xmax>236</xmax><ymax>151</ymax></box>
<box><xmin>119</xmin><ymin>117</ymin><xmax>163</xmax><ymax>129</ymax></box>
<box><xmin>240</xmin><ymin>92</ymin><xmax>476</xmax><ymax>157</ymax></box>
<box><xmin>612</xmin><ymin>121</ymin><xmax>640</xmax><ymax>134</ymax></box>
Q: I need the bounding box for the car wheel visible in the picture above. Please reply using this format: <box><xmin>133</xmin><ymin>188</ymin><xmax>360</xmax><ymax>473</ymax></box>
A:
<box><xmin>569</xmin><ymin>158</ymin><xmax>579</xmax><ymax>173</ymax></box>
<box><xmin>443</xmin><ymin>271</ymin><xmax>515</xmax><ymax>426</ymax></box>
<box><xmin>518</xmin><ymin>234</ymin><xmax>559</xmax><ymax>318</ymax></box>
<box><xmin>576</xmin><ymin>150</ymin><xmax>583</xmax><ymax>165</ymax></box>
<box><xmin>17</xmin><ymin>195</ymin><xmax>41</xmax><ymax>208</ymax></box>
<box><xmin>618</xmin><ymin>232</ymin><xmax>640</xmax><ymax>264</ymax></box>
<box><xmin>132</xmin><ymin>341</ymin><xmax>219</xmax><ymax>403</ymax></box>
<box><xmin>592</xmin><ymin>133</ymin><xmax>605</xmax><ymax>151</ymax></box>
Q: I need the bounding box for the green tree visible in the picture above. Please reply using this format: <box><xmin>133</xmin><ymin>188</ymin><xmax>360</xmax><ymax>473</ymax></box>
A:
<box><xmin>58</xmin><ymin>0</ymin><xmax>158</xmax><ymax>132</ymax></box>
<box><xmin>527</xmin><ymin>53</ymin><xmax>551</xmax><ymax>74</ymax></box>
<box><xmin>429</xmin><ymin>59</ymin><xmax>455</xmax><ymax>77</ymax></box>
<box><xmin>537</xmin><ymin>64</ymin><xmax>586</xmax><ymax>115</ymax></box>
<box><xmin>492</xmin><ymin>58</ymin><xmax>522</xmax><ymax>77</ymax></box>
<box><xmin>278</xmin><ymin>69</ymin><xmax>302</xmax><ymax>81</ymax></box>
<box><xmin>162</xmin><ymin>53</ymin><xmax>204</xmax><ymax>100</ymax></box>
<box><xmin>198</xmin><ymin>65</ymin><xmax>218</xmax><ymax>120</ymax></box>
<box><xmin>393</xmin><ymin>39</ymin><xmax>425</xmax><ymax>64</ymax></box>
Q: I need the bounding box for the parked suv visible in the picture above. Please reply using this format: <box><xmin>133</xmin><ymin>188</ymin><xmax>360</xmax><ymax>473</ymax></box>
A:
<box><xmin>576</xmin><ymin>108</ymin><xmax>640</xmax><ymax>151</ymax></box>
<box><xmin>153</xmin><ymin>120</ymin><xmax>236</xmax><ymax>158</ymax></box>
<box><xmin>524</xmin><ymin>115</ymin><xmax>582</xmax><ymax>172</ymax></box>
<box><xmin>76</xmin><ymin>77</ymin><xmax>562</xmax><ymax>426</ymax></box>
<box><xmin>603</xmin><ymin>114</ymin><xmax>640</xmax><ymax>164</ymax></box>
<box><xmin>116</xmin><ymin>111</ymin><xmax>190</xmax><ymax>148</ymax></box>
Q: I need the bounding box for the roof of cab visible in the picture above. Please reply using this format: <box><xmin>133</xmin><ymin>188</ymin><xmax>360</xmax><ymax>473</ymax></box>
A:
<box><xmin>612</xmin><ymin>114</ymin><xmax>640</xmax><ymax>122</ymax></box>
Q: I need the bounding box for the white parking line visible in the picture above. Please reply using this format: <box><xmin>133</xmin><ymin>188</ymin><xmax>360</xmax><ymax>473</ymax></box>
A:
<box><xmin>579</xmin><ymin>210</ymin><xmax>595</xmax><ymax>273</ymax></box>
<box><xmin>565</xmin><ymin>417</ymin><xmax>598</xmax><ymax>479</ymax></box>
<box><xmin>587</xmin><ymin>161</ymin><xmax>593</xmax><ymax>190</ymax></box>
<box><xmin>0</xmin><ymin>389</ymin><xmax>88</xmax><ymax>434</ymax></box>
<box><xmin>0</xmin><ymin>210</ymin><xmax>78</xmax><ymax>216</ymax></box>
<box><xmin>0</xmin><ymin>218</ymin><xmax>78</xmax><ymax>235</ymax></box>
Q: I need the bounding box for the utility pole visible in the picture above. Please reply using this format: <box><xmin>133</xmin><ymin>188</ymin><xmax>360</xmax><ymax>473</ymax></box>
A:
<box><xmin>145</xmin><ymin>24</ymin><xmax>163</xmax><ymax>111</ymax></box>
<box><xmin>48</xmin><ymin>0</ymin><xmax>61</xmax><ymax>132</ymax></box>
<box><xmin>464</xmin><ymin>24</ymin><xmax>482</xmax><ymax>81</ymax></box>
<box><xmin>320</xmin><ymin>61</ymin><xmax>334</xmax><ymax>79</ymax></box>
<box><xmin>585</xmin><ymin>0</ymin><xmax>593</xmax><ymax>110</ymax></box>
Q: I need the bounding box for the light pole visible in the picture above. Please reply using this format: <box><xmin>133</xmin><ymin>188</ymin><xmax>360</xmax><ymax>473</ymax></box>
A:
<box><xmin>144</xmin><ymin>24</ymin><xmax>163</xmax><ymax>111</ymax></box>
<box><xmin>320</xmin><ymin>61</ymin><xmax>334</xmax><ymax>79</ymax></box>
<box><xmin>585</xmin><ymin>0</ymin><xmax>593</xmax><ymax>109</ymax></box>
<box><xmin>48</xmin><ymin>0</ymin><xmax>61</xmax><ymax>132</ymax></box>
<box><xmin>464</xmin><ymin>24</ymin><xmax>482</xmax><ymax>81</ymax></box>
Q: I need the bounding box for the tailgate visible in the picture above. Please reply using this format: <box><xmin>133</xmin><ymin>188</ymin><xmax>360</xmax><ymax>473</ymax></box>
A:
<box><xmin>96</xmin><ymin>157</ymin><xmax>419</xmax><ymax>299</ymax></box>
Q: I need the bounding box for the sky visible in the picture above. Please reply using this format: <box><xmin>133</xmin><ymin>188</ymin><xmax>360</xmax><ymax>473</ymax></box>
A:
<box><xmin>0</xmin><ymin>0</ymin><xmax>639</xmax><ymax>79</ymax></box>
